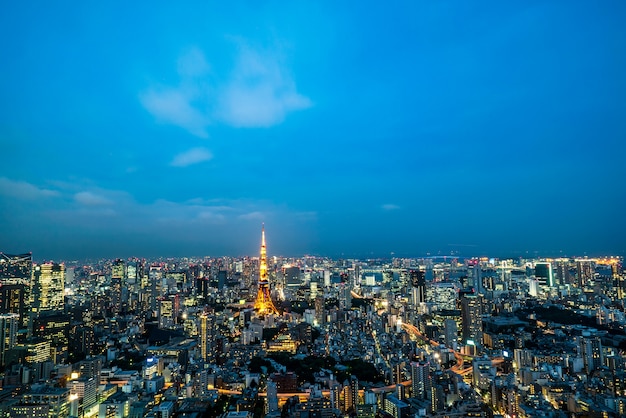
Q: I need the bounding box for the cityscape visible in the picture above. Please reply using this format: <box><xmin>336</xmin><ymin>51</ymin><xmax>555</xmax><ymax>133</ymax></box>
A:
<box><xmin>1</xmin><ymin>2</ymin><xmax>626</xmax><ymax>418</ymax></box>
<box><xmin>0</xmin><ymin>226</ymin><xmax>625</xmax><ymax>417</ymax></box>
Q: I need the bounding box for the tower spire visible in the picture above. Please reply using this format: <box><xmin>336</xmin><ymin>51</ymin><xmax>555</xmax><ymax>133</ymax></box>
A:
<box><xmin>254</xmin><ymin>224</ymin><xmax>279</xmax><ymax>316</ymax></box>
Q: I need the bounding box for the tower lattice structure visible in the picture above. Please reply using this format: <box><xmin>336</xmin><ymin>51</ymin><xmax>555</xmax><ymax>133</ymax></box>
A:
<box><xmin>254</xmin><ymin>225</ymin><xmax>279</xmax><ymax>316</ymax></box>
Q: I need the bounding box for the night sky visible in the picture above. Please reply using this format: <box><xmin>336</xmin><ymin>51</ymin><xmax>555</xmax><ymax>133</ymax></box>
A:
<box><xmin>1</xmin><ymin>2</ymin><xmax>625</xmax><ymax>260</ymax></box>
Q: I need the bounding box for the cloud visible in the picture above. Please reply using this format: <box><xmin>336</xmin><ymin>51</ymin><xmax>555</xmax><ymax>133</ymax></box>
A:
<box><xmin>217</xmin><ymin>46</ymin><xmax>312</xmax><ymax>127</ymax></box>
<box><xmin>382</xmin><ymin>204</ymin><xmax>400</xmax><ymax>211</ymax></box>
<box><xmin>170</xmin><ymin>147</ymin><xmax>213</xmax><ymax>167</ymax></box>
<box><xmin>140</xmin><ymin>43</ymin><xmax>311</xmax><ymax>136</ymax></box>
<box><xmin>0</xmin><ymin>177</ymin><xmax>58</xmax><ymax>199</ymax></box>
<box><xmin>139</xmin><ymin>87</ymin><xmax>210</xmax><ymax>138</ymax></box>
<box><xmin>74</xmin><ymin>191</ymin><xmax>113</xmax><ymax>206</ymax></box>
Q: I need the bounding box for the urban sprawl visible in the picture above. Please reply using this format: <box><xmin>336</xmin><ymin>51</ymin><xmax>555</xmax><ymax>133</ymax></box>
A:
<box><xmin>0</xmin><ymin>229</ymin><xmax>625</xmax><ymax>418</ymax></box>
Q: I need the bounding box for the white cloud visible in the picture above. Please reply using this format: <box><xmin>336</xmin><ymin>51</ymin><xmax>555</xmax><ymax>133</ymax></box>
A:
<box><xmin>382</xmin><ymin>204</ymin><xmax>400</xmax><ymax>211</ymax></box>
<box><xmin>74</xmin><ymin>191</ymin><xmax>113</xmax><ymax>206</ymax></box>
<box><xmin>217</xmin><ymin>46</ymin><xmax>312</xmax><ymax>127</ymax></box>
<box><xmin>139</xmin><ymin>87</ymin><xmax>210</xmax><ymax>138</ymax></box>
<box><xmin>170</xmin><ymin>147</ymin><xmax>213</xmax><ymax>167</ymax></box>
<box><xmin>0</xmin><ymin>177</ymin><xmax>58</xmax><ymax>199</ymax></box>
<box><xmin>140</xmin><ymin>43</ymin><xmax>311</xmax><ymax>136</ymax></box>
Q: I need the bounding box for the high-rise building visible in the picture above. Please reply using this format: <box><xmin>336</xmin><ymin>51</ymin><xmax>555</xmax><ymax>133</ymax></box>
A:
<box><xmin>460</xmin><ymin>293</ymin><xmax>483</xmax><ymax>348</ymax></box>
<box><xmin>444</xmin><ymin>319</ymin><xmax>458</xmax><ymax>350</ymax></box>
<box><xmin>110</xmin><ymin>259</ymin><xmax>125</xmax><ymax>314</ymax></box>
<box><xmin>410</xmin><ymin>361</ymin><xmax>431</xmax><ymax>400</ymax></box>
<box><xmin>410</xmin><ymin>269</ymin><xmax>426</xmax><ymax>305</ymax></box>
<box><xmin>534</xmin><ymin>262</ymin><xmax>554</xmax><ymax>288</ymax></box>
<box><xmin>31</xmin><ymin>262</ymin><xmax>65</xmax><ymax>316</ymax></box>
<box><xmin>254</xmin><ymin>226</ymin><xmax>279</xmax><ymax>316</ymax></box>
<box><xmin>0</xmin><ymin>313</ymin><xmax>19</xmax><ymax>366</ymax></box>
<box><xmin>576</xmin><ymin>259</ymin><xmax>594</xmax><ymax>288</ymax></box>
<box><xmin>469</xmin><ymin>264</ymin><xmax>483</xmax><ymax>294</ymax></box>
<box><xmin>580</xmin><ymin>336</ymin><xmax>603</xmax><ymax>374</ymax></box>
<box><xmin>198</xmin><ymin>311</ymin><xmax>216</xmax><ymax>362</ymax></box>
<box><xmin>0</xmin><ymin>253</ymin><xmax>32</xmax><ymax>329</ymax></box>
<box><xmin>0</xmin><ymin>284</ymin><xmax>27</xmax><ymax>329</ymax></box>
<box><xmin>554</xmin><ymin>260</ymin><xmax>571</xmax><ymax>286</ymax></box>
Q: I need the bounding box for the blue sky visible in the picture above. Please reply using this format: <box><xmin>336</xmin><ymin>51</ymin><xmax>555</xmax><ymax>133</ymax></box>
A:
<box><xmin>1</xmin><ymin>1</ymin><xmax>625</xmax><ymax>260</ymax></box>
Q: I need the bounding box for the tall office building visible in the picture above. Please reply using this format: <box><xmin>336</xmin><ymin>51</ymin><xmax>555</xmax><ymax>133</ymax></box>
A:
<box><xmin>0</xmin><ymin>253</ymin><xmax>32</xmax><ymax>329</ymax></box>
<box><xmin>198</xmin><ymin>311</ymin><xmax>216</xmax><ymax>362</ymax></box>
<box><xmin>614</xmin><ymin>262</ymin><xmax>626</xmax><ymax>301</ymax></box>
<box><xmin>554</xmin><ymin>260</ymin><xmax>570</xmax><ymax>286</ymax></box>
<box><xmin>410</xmin><ymin>269</ymin><xmax>426</xmax><ymax>305</ymax></box>
<box><xmin>110</xmin><ymin>259</ymin><xmax>124</xmax><ymax>314</ymax></box>
<box><xmin>0</xmin><ymin>284</ymin><xmax>27</xmax><ymax>329</ymax></box>
<box><xmin>444</xmin><ymin>319</ymin><xmax>458</xmax><ymax>350</ymax></box>
<box><xmin>576</xmin><ymin>259</ymin><xmax>594</xmax><ymax>288</ymax></box>
<box><xmin>0</xmin><ymin>313</ymin><xmax>19</xmax><ymax>366</ymax></box>
<box><xmin>460</xmin><ymin>294</ymin><xmax>483</xmax><ymax>348</ymax></box>
<box><xmin>31</xmin><ymin>262</ymin><xmax>65</xmax><ymax>316</ymax></box>
<box><xmin>469</xmin><ymin>264</ymin><xmax>483</xmax><ymax>294</ymax></box>
<box><xmin>534</xmin><ymin>262</ymin><xmax>554</xmax><ymax>288</ymax></box>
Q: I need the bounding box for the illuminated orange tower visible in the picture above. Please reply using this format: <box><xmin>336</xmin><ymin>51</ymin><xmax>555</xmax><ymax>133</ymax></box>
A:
<box><xmin>254</xmin><ymin>225</ymin><xmax>279</xmax><ymax>315</ymax></box>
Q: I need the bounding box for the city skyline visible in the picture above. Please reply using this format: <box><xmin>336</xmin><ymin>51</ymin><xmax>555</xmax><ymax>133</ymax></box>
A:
<box><xmin>1</xmin><ymin>2</ymin><xmax>625</xmax><ymax>260</ymax></box>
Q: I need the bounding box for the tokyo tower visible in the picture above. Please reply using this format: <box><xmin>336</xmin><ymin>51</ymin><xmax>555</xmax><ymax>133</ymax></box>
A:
<box><xmin>254</xmin><ymin>225</ymin><xmax>279</xmax><ymax>315</ymax></box>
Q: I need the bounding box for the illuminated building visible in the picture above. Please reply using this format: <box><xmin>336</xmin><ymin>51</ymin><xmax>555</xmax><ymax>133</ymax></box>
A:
<box><xmin>158</xmin><ymin>298</ymin><xmax>174</xmax><ymax>329</ymax></box>
<box><xmin>410</xmin><ymin>361</ymin><xmax>431</xmax><ymax>400</ymax></box>
<box><xmin>22</xmin><ymin>387</ymin><xmax>70</xmax><ymax>418</ymax></box>
<box><xmin>576</xmin><ymin>259</ymin><xmax>594</xmax><ymax>288</ymax></box>
<box><xmin>0</xmin><ymin>313</ymin><xmax>19</xmax><ymax>366</ymax></box>
<box><xmin>472</xmin><ymin>356</ymin><xmax>495</xmax><ymax>390</ymax></box>
<box><xmin>67</xmin><ymin>377</ymin><xmax>98</xmax><ymax>418</ymax></box>
<box><xmin>554</xmin><ymin>260</ymin><xmax>571</xmax><ymax>286</ymax></box>
<box><xmin>25</xmin><ymin>338</ymin><xmax>51</xmax><ymax>363</ymax></box>
<box><xmin>427</xmin><ymin>282</ymin><xmax>458</xmax><ymax>311</ymax></box>
<box><xmin>460</xmin><ymin>293</ymin><xmax>483</xmax><ymax>350</ymax></box>
<box><xmin>110</xmin><ymin>259</ymin><xmax>124</xmax><ymax>314</ymax></box>
<box><xmin>580</xmin><ymin>336</ymin><xmax>603</xmax><ymax>374</ymax></box>
<box><xmin>31</xmin><ymin>262</ymin><xmax>65</xmax><ymax>315</ymax></box>
<box><xmin>10</xmin><ymin>403</ymin><xmax>49</xmax><ymax>418</ymax></box>
<box><xmin>383</xmin><ymin>395</ymin><xmax>410</xmax><ymax>418</ymax></box>
<box><xmin>253</xmin><ymin>226</ymin><xmax>279</xmax><ymax>316</ymax></box>
<box><xmin>0</xmin><ymin>252</ymin><xmax>32</xmax><ymax>329</ymax></box>
<box><xmin>198</xmin><ymin>312</ymin><xmax>214</xmax><ymax>362</ymax></box>
<box><xmin>265</xmin><ymin>333</ymin><xmax>298</xmax><ymax>354</ymax></box>
<box><xmin>340</xmin><ymin>376</ymin><xmax>359</xmax><ymax>412</ymax></box>
<box><xmin>33</xmin><ymin>314</ymin><xmax>70</xmax><ymax>363</ymax></box>
<box><xmin>0</xmin><ymin>283</ymin><xmax>27</xmax><ymax>328</ymax></box>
